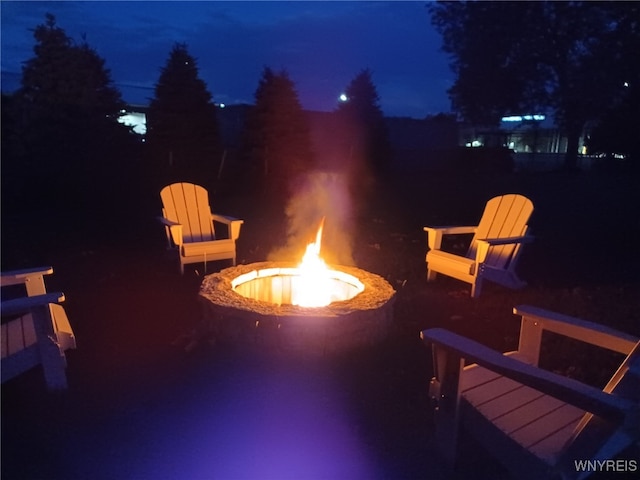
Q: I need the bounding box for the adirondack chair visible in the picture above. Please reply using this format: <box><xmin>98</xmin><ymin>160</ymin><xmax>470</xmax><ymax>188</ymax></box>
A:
<box><xmin>1</xmin><ymin>266</ymin><xmax>76</xmax><ymax>390</ymax></box>
<box><xmin>423</xmin><ymin>194</ymin><xmax>534</xmax><ymax>297</ymax></box>
<box><xmin>421</xmin><ymin>305</ymin><xmax>640</xmax><ymax>480</ymax></box>
<box><xmin>159</xmin><ymin>182</ymin><xmax>244</xmax><ymax>274</ymax></box>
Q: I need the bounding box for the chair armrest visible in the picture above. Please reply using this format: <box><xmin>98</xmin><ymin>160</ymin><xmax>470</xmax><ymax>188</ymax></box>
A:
<box><xmin>211</xmin><ymin>213</ymin><xmax>241</xmax><ymax>224</ymax></box>
<box><xmin>212</xmin><ymin>214</ymin><xmax>244</xmax><ymax>241</ymax></box>
<box><xmin>158</xmin><ymin>216</ymin><xmax>183</xmax><ymax>246</ymax></box>
<box><xmin>423</xmin><ymin>225</ymin><xmax>477</xmax><ymax>235</ymax></box>
<box><xmin>475</xmin><ymin>235</ymin><xmax>533</xmax><ymax>263</ymax></box>
<box><xmin>422</xmin><ymin>328</ymin><xmax>635</xmax><ymax>424</ymax></box>
<box><xmin>423</xmin><ymin>225</ymin><xmax>477</xmax><ymax>250</ymax></box>
<box><xmin>477</xmin><ymin>235</ymin><xmax>534</xmax><ymax>246</ymax></box>
<box><xmin>157</xmin><ymin>216</ymin><xmax>179</xmax><ymax>228</ymax></box>
<box><xmin>1</xmin><ymin>292</ymin><xmax>65</xmax><ymax>316</ymax></box>
<box><xmin>0</xmin><ymin>266</ymin><xmax>53</xmax><ymax>284</ymax></box>
<box><xmin>1</xmin><ymin>266</ymin><xmax>53</xmax><ymax>295</ymax></box>
<box><xmin>515</xmin><ymin>305</ymin><xmax>638</xmax><ymax>356</ymax></box>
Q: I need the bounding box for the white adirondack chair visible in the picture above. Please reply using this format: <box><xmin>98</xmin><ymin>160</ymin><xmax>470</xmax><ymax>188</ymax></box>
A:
<box><xmin>422</xmin><ymin>305</ymin><xmax>640</xmax><ymax>480</ymax></box>
<box><xmin>159</xmin><ymin>182</ymin><xmax>244</xmax><ymax>274</ymax></box>
<box><xmin>1</xmin><ymin>266</ymin><xmax>76</xmax><ymax>390</ymax></box>
<box><xmin>424</xmin><ymin>194</ymin><xmax>534</xmax><ymax>297</ymax></box>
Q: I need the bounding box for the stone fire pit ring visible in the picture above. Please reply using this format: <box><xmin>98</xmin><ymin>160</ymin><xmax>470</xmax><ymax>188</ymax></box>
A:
<box><xmin>198</xmin><ymin>261</ymin><xmax>396</xmax><ymax>354</ymax></box>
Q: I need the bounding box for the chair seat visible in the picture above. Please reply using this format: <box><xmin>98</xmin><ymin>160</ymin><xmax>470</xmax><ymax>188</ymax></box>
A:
<box><xmin>1</xmin><ymin>314</ymin><xmax>38</xmax><ymax>358</ymax></box>
<box><xmin>426</xmin><ymin>250</ymin><xmax>475</xmax><ymax>275</ymax></box>
<box><xmin>181</xmin><ymin>239</ymin><xmax>236</xmax><ymax>257</ymax></box>
<box><xmin>1</xmin><ymin>305</ymin><xmax>76</xmax><ymax>360</ymax></box>
<box><xmin>461</xmin><ymin>352</ymin><xmax>585</xmax><ymax>465</ymax></box>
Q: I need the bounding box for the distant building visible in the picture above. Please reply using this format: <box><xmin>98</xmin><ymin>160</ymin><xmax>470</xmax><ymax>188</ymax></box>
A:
<box><xmin>458</xmin><ymin>114</ymin><xmax>593</xmax><ymax>171</ymax></box>
<box><xmin>458</xmin><ymin>114</ymin><xmax>576</xmax><ymax>154</ymax></box>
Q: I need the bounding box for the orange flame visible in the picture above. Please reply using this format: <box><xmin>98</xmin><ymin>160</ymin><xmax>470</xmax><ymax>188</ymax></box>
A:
<box><xmin>291</xmin><ymin>218</ymin><xmax>333</xmax><ymax>307</ymax></box>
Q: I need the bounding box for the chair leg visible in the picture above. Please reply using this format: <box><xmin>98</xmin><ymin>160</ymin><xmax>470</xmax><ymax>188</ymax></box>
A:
<box><xmin>431</xmin><ymin>345</ymin><xmax>464</xmax><ymax>469</ymax></box>
<box><xmin>470</xmin><ymin>277</ymin><xmax>482</xmax><ymax>298</ymax></box>
<box><xmin>427</xmin><ymin>268</ymin><xmax>437</xmax><ymax>282</ymax></box>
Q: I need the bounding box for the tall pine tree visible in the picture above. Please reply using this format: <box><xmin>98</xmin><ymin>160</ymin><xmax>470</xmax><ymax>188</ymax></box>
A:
<box><xmin>146</xmin><ymin>43</ymin><xmax>220</xmax><ymax>188</ymax></box>
<box><xmin>243</xmin><ymin>67</ymin><xmax>313</xmax><ymax>197</ymax></box>
<box><xmin>12</xmin><ymin>13</ymin><xmax>133</xmax><ymax>215</ymax></box>
<box><xmin>336</xmin><ymin>69</ymin><xmax>391</xmax><ymax>174</ymax></box>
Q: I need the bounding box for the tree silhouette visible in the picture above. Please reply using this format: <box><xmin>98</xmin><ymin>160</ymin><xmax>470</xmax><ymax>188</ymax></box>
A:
<box><xmin>146</xmin><ymin>43</ymin><xmax>220</xmax><ymax>188</ymax></box>
<box><xmin>429</xmin><ymin>1</ymin><xmax>640</xmax><ymax>170</ymax></box>
<box><xmin>19</xmin><ymin>14</ymin><xmax>127</xmax><ymax>155</ymax></box>
<box><xmin>586</xmin><ymin>82</ymin><xmax>640</xmax><ymax>167</ymax></box>
<box><xmin>21</xmin><ymin>17</ymin><xmax>123</xmax><ymax>114</ymax></box>
<box><xmin>243</xmin><ymin>67</ymin><xmax>313</xmax><ymax>197</ymax></box>
<box><xmin>335</xmin><ymin>69</ymin><xmax>392</xmax><ymax>174</ymax></box>
<box><xmin>10</xmin><ymin>13</ymin><xmax>134</xmax><ymax>216</ymax></box>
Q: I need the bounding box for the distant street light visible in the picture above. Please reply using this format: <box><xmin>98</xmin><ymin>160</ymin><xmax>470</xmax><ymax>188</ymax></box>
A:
<box><xmin>339</xmin><ymin>93</ymin><xmax>348</xmax><ymax>102</ymax></box>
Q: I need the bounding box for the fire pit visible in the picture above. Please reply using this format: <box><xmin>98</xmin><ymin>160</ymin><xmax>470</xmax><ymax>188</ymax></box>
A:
<box><xmin>199</xmin><ymin>261</ymin><xmax>396</xmax><ymax>354</ymax></box>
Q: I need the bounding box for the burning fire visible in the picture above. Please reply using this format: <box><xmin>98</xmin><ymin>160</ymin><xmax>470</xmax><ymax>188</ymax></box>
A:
<box><xmin>291</xmin><ymin>218</ymin><xmax>333</xmax><ymax>307</ymax></box>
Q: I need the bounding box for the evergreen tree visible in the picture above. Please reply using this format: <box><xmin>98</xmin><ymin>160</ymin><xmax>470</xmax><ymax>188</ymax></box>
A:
<box><xmin>336</xmin><ymin>69</ymin><xmax>392</xmax><ymax>174</ymax></box>
<box><xmin>243</xmin><ymin>67</ymin><xmax>313</xmax><ymax>196</ymax></box>
<box><xmin>20</xmin><ymin>15</ymin><xmax>124</xmax><ymax>122</ymax></box>
<box><xmin>146</xmin><ymin>43</ymin><xmax>220</xmax><ymax>188</ymax></box>
<box><xmin>13</xmin><ymin>13</ymin><xmax>134</xmax><ymax>216</ymax></box>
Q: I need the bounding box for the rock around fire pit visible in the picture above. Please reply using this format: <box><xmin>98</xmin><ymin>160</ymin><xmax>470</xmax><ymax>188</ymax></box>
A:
<box><xmin>198</xmin><ymin>262</ymin><xmax>396</xmax><ymax>354</ymax></box>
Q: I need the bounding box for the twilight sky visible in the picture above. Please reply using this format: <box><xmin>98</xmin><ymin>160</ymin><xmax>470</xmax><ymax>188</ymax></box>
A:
<box><xmin>1</xmin><ymin>1</ymin><xmax>454</xmax><ymax>118</ymax></box>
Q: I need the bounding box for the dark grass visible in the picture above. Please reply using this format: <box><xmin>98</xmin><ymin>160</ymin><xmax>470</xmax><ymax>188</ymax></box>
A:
<box><xmin>2</xmin><ymin>166</ymin><xmax>639</xmax><ymax>479</ymax></box>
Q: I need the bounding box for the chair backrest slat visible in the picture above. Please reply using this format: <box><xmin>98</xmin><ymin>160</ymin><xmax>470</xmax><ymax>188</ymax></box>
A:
<box><xmin>160</xmin><ymin>183</ymin><xmax>215</xmax><ymax>242</ymax></box>
<box><xmin>558</xmin><ymin>340</ymin><xmax>639</xmax><ymax>468</ymax></box>
<box><xmin>604</xmin><ymin>340</ymin><xmax>640</xmax><ymax>398</ymax></box>
<box><xmin>468</xmin><ymin>194</ymin><xmax>533</xmax><ymax>269</ymax></box>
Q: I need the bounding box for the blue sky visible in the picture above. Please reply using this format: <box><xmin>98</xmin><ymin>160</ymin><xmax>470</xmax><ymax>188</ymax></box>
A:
<box><xmin>1</xmin><ymin>1</ymin><xmax>454</xmax><ymax>118</ymax></box>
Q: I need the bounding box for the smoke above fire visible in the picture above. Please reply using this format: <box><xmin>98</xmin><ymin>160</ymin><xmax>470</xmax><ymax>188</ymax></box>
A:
<box><xmin>267</xmin><ymin>171</ymin><xmax>355</xmax><ymax>266</ymax></box>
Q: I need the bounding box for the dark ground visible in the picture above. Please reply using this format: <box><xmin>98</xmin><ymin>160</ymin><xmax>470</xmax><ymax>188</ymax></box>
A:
<box><xmin>2</xmin><ymin>166</ymin><xmax>640</xmax><ymax>479</ymax></box>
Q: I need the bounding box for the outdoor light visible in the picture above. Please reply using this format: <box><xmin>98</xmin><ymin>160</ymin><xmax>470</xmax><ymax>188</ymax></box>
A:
<box><xmin>339</xmin><ymin>93</ymin><xmax>348</xmax><ymax>102</ymax></box>
<box><xmin>117</xmin><ymin>110</ymin><xmax>147</xmax><ymax>135</ymax></box>
<box><xmin>501</xmin><ymin>114</ymin><xmax>546</xmax><ymax>122</ymax></box>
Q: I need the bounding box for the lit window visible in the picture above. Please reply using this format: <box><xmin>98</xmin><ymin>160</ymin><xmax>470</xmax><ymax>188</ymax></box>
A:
<box><xmin>501</xmin><ymin>114</ymin><xmax>545</xmax><ymax>122</ymax></box>
<box><xmin>117</xmin><ymin>111</ymin><xmax>147</xmax><ymax>135</ymax></box>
